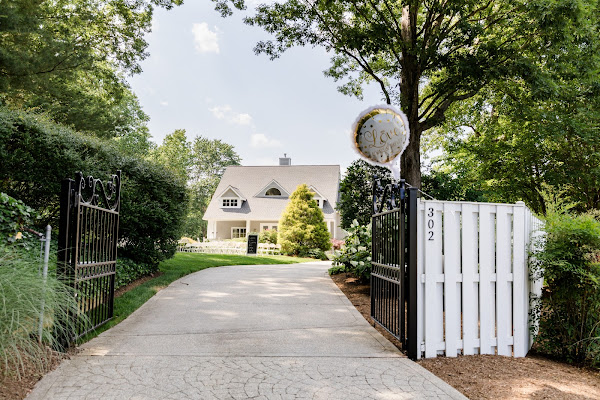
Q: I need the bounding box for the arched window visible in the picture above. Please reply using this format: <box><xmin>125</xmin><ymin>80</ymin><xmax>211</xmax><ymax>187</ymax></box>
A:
<box><xmin>265</xmin><ymin>188</ymin><xmax>281</xmax><ymax>196</ymax></box>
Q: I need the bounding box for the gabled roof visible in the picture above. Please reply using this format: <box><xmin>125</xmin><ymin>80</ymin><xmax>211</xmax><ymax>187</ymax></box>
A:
<box><xmin>203</xmin><ymin>165</ymin><xmax>341</xmax><ymax>221</ymax></box>
<box><xmin>308</xmin><ymin>185</ymin><xmax>327</xmax><ymax>201</ymax></box>
<box><xmin>254</xmin><ymin>179</ymin><xmax>290</xmax><ymax>198</ymax></box>
<box><xmin>217</xmin><ymin>185</ymin><xmax>247</xmax><ymax>201</ymax></box>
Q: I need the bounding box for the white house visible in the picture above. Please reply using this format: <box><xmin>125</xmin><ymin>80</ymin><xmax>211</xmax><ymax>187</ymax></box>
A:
<box><xmin>203</xmin><ymin>156</ymin><xmax>345</xmax><ymax>240</ymax></box>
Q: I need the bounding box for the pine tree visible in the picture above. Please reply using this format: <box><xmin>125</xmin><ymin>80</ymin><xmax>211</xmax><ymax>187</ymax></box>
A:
<box><xmin>278</xmin><ymin>184</ymin><xmax>331</xmax><ymax>256</ymax></box>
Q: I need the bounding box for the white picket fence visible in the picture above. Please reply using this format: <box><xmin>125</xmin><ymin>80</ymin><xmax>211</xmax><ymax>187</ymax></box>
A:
<box><xmin>178</xmin><ymin>241</ymin><xmax>281</xmax><ymax>256</ymax></box>
<box><xmin>416</xmin><ymin>200</ymin><xmax>543</xmax><ymax>359</ymax></box>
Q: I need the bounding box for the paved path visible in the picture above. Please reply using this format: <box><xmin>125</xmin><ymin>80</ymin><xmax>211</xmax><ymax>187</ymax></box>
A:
<box><xmin>29</xmin><ymin>262</ymin><xmax>465</xmax><ymax>399</ymax></box>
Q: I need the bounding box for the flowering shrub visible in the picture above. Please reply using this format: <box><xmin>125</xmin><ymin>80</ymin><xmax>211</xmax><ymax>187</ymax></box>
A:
<box><xmin>330</xmin><ymin>238</ymin><xmax>344</xmax><ymax>251</ymax></box>
<box><xmin>330</xmin><ymin>220</ymin><xmax>372</xmax><ymax>281</ymax></box>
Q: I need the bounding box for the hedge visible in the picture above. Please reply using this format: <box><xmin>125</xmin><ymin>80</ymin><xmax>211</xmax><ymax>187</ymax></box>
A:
<box><xmin>0</xmin><ymin>107</ymin><xmax>187</xmax><ymax>269</ymax></box>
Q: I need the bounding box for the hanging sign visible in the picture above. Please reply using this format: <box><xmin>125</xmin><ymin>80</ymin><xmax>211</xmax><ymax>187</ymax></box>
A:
<box><xmin>351</xmin><ymin>105</ymin><xmax>410</xmax><ymax>179</ymax></box>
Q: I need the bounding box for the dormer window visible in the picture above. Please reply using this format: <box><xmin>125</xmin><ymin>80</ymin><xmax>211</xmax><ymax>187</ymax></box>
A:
<box><xmin>255</xmin><ymin>180</ymin><xmax>289</xmax><ymax>198</ymax></box>
<box><xmin>217</xmin><ymin>185</ymin><xmax>245</xmax><ymax>209</ymax></box>
<box><xmin>265</xmin><ymin>188</ymin><xmax>281</xmax><ymax>196</ymax></box>
<box><xmin>222</xmin><ymin>198</ymin><xmax>238</xmax><ymax>207</ymax></box>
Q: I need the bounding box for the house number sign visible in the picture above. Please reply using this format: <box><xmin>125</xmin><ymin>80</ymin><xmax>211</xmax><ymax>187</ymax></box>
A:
<box><xmin>427</xmin><ymin>207</ymin><xmax>435</xmax><ymax>241</ymax></box>
<box><xmin>352</xmin><ymin>105</ymin><xmax>410</xmax><ymax>173</ymax></box>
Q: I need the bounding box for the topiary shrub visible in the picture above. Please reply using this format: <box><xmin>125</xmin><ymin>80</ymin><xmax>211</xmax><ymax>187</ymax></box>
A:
<box><xmin>278</xmin><ymin>184</ymin><xmax>331</xmax><ymax>256</ymax></box>
<box><xmin>531</xmin><ymin>209</ymin><xmax>600</xmax><ymax>366</ymax></box>
<box><xmin>330</xmin><ymin>219</ymin><xmax>372</xmax><ymax>282</ymax></box>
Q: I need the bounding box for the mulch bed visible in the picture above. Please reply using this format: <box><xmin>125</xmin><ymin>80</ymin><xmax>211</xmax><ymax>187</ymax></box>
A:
<box><xmin>330</xmin><ymin>272</ymin><xmax>600</xmax><ymax>400</ymax></box>
<box><xmin>0</xmin><ymin>347</ymin><xmax>76</xmax><ymax>400</ymax></box>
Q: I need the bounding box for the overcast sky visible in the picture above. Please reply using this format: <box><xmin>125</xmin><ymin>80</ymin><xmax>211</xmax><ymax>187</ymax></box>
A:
<box><xmin>128</xmin><ymin>1</ymin><xmax>383</xmax><ymax>171</ymax></box>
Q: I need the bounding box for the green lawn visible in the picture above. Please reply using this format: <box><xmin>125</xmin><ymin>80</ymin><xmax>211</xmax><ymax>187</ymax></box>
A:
<box><xmin>79</xmin><ymin>253</ymin><xmax>314</xmax><ymax>343</ymax></box>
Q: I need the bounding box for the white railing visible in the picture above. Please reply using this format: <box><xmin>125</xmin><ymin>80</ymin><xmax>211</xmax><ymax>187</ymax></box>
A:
<box><xmin>416</xmin><ymin>200</ymin><xmax>544</xmax><ymax>359</ymax></box>
<box><xmin>177</xmin><ymin>241</ymin><xmax>281</xmax><ymax>256</ymax></box>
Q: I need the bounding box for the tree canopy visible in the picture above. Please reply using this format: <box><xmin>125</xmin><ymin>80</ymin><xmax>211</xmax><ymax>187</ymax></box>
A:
<box><xmin>337</xmin><ymin>160</ymin><xmax>392</xmax><ymax>229</ymax></box>
<box><xmin>151</xmin><ymin>130</ymin><xmax>242</xmax><ymax>239</ymax></box>
<box><xmin>0</xmin><ymin>0</ymin><xmax>181</xmax><ymax>140</ymax></box>
<box><xmin>212</xmin><ymin>0</ymin><xmax>600</xmax><ymax>188</ymax></box>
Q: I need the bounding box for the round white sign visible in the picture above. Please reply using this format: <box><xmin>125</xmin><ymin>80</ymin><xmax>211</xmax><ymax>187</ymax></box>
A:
<box><xmin>352</xmin><ymin>105</ymin><xmax>410</xmax><ymax>165</ymax></box>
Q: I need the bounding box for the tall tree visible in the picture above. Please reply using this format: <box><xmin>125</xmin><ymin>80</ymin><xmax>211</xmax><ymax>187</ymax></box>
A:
<box><xmin>337</xmin><ymin>160</ymin><xmax>392</xmax><ymax>229</ymax></box>
<box><xmin>191</xmin><ymin>136</ymin><xmax>241</xmax><ymax>181</ymax></box>
<box><xmin>152</xmin><ymin>132</ymin><xmax>242</xmax><ymax>239</ymax></box>
<box><xmin>212</xmin><ymin>0</ymin><xmax>598</xmax><ymax>188</ymax></box>
<box><xmin>0</xmin><ymin>0</ymin><xmax>181</xmax><ymax>137</ymax></box>
<box><xmin>186</xmin><ymin>137</ymin><xmax>242</xmax><ymax>238</ymax></box>
<box><xmin>152</xmin><ymin>129</ymin><xmax>193</xmax><ymax>183</ymax></box>
<box><xmin>438</xmin><ymin>82</ymin><xmax>600</xmax><ymax>215</ymax></box>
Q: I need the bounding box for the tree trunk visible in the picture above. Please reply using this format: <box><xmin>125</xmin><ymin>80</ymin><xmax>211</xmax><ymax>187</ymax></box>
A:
<box><xmin>401</xmin><ymin>123</ymin><xmax>421</xmax><ymax>188</ymax></box>
<box><xmin>399</xmin><ymin>4</ymin><xmax>421</xmax><ymax>188</ymax></box>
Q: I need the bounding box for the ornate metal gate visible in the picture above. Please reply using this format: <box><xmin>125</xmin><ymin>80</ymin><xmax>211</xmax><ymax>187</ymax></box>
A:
<box><xmin>371</xmin><ymin>178</ymin><xmax>418</xmax><ymax>359</ymax></box>
<box><xmin>58</xmin><ymin>171</ymin><xmax>121</xmax><ymax>341</ymax></box>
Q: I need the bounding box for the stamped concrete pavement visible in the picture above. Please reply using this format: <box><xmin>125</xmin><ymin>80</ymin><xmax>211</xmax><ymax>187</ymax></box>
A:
<box><xmin>28</xmin><ymin>261</ymin><xmax>466</xmax><ymax>399</ymax></box>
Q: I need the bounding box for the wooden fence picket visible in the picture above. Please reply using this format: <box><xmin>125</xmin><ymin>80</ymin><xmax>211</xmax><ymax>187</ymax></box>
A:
<box><xmin>478</xmin><ymin>204</ymin><xmax>496</xmax><ymax>355</ymax></box>
<box><xmin>496</xmin><ymin>206</ymin><xmax>513</xmax><ymax>356</ymax></box>
<box><xmin>424</xmin><ymin>201</ymin><xmax>444</xmax><ymax>358</ymax></box>
<box><xmin>443</xmin><ymin>203</ymin><xmax>461</xmax><ymax>357</ymax></box>
<box><xmin>461</xmin><ymin>203</ymin><xmax>479</xmax><ymax>355</ymax></box>
<box><xmin>513</xmin><ymin>205</ymin><xmax>528</xmax><ymax>357</ymax></box>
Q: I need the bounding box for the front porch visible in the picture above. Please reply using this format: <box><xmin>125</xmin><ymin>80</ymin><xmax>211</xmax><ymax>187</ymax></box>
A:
<box><xmin>206</xmin><ymin>219</ymin><xmax>339</xmax><ymax>240</ymax></box>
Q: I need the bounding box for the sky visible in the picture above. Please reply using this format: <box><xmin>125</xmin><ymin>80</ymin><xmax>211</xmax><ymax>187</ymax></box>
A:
<box><xmin>128</xmin><ymin>1</ymin><xmax>384</xmax><ymax>172</ymax></box>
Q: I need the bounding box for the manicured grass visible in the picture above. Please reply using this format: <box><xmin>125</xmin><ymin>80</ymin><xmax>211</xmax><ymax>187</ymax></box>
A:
<box><xmin>79</xmin><ymin>253</ymin><xmax>314</xmax><ymax>343</ymax></box>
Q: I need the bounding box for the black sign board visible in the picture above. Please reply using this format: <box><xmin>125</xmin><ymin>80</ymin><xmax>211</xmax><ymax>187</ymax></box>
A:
<box><xmin>246</xmin><ymin>233</ymin><xmax>259</xmax><ymax>255</ymax></box>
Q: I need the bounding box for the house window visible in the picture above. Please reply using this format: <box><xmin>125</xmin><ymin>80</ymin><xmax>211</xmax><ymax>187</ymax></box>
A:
<box><xmin>260</xmin><ymin>223</ymin><xmax>278</xmax><ymax>232</ymax></box>
<box><xmin>265</xmin><ymin>188</ymin><xmax>281</xmax><ymax>196</ymax></box>
<box><xmin>222</xmin><ymin>198</ymin><xmax>238</xmax><ymax>207</ymax></box>
<box><xmin>315</xmin><ymin>199</ymin><xmax>320</xmax><ymax>207</ymax></box>
<box><xmin>231</xmin><ymin>227</ymin><xmax>247</xmax><ymax>238</ymax></box>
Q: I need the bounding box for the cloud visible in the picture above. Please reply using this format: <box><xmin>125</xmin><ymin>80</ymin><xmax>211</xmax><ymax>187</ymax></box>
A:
<box><xmin>208</xmin><ymin>105</ymin><xmax>253</xmax><ymax>126</ymax></box>
<box><xmin>192</xmin><ymin>23</ymin><xmax>220</xmax><ymax>54</ymax></box>
<box><xmin>208</xmin><ymin>105</ymin><xmax>231</xmax><ymax>119</ymax></box>
<box><xmin>160</xmin><ymin>101</ymin><xmax>168</xmax><ymax>106</ymax></box>
<box><xmin>251</xmin><ymin>133</ymin><xmax>282</xmax><ymax>148</ymax></box>
<box><xmin>232</xmin><ymin>113</ymin><xmax>252</xmax><ymax>126</ymax></box>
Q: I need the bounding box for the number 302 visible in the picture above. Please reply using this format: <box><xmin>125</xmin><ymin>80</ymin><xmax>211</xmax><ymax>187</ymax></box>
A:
<box><xmin>427</xmin><ymin>207</ymin><xmax>434</xmax><ymax>241</ymax></box>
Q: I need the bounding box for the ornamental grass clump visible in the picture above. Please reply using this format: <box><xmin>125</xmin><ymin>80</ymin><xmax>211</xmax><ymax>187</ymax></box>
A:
<box><xmin>330</xmin><ymin>220</ymin><xmax>372</xmax><ymax>282</ymax></box>
<box><xmin>531</xmin><ymin>208</ymin><xmax>600</xmax><ymax>367</ymax></box>
<box><xmin>0</xmin><ymin>245</ymin><xmax>79</xmax><ymax>377</ymax></box>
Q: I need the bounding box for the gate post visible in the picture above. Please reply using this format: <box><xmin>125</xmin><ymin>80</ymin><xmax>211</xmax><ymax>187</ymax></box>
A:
<box><xmin>406</xmin><ymin>187</ymin><xmax>419</xmax><ymax>360</ymax></box>
<box><xmin>56</xmin><ymin>178</ymin><xmax>75</xmax><ymax>349</ymax></box>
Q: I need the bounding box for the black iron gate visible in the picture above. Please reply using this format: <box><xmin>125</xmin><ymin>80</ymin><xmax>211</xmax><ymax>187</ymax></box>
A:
<box><xmin>371</xmin><ymin>178</ymin><xmax>418</xmax><ymax>359</ymax></box>
<box><xmin>58</xmin><ymin>171</ymin><xmax>121</xmax><ymax>341</ymax></box>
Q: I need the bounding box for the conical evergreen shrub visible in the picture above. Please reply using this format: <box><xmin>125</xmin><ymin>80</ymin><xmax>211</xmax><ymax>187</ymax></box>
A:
<box><xmin>278</xmin><ymin>184</ymin><xmax>331</xmax><ymax>256</ymax></box>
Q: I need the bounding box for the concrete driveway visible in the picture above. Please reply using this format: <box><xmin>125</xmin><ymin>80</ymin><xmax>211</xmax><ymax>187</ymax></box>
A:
<box><xmin>28</xmin><ymin>261</ymin><xmax>465</xmax><ymax>399</ymax></box>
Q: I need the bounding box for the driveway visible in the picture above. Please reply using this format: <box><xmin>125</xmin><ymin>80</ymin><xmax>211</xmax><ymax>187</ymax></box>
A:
<box><xmin>28</xmin><ymin>261</ymin><xmax>465</xmax><ymax>399</ymax></box>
